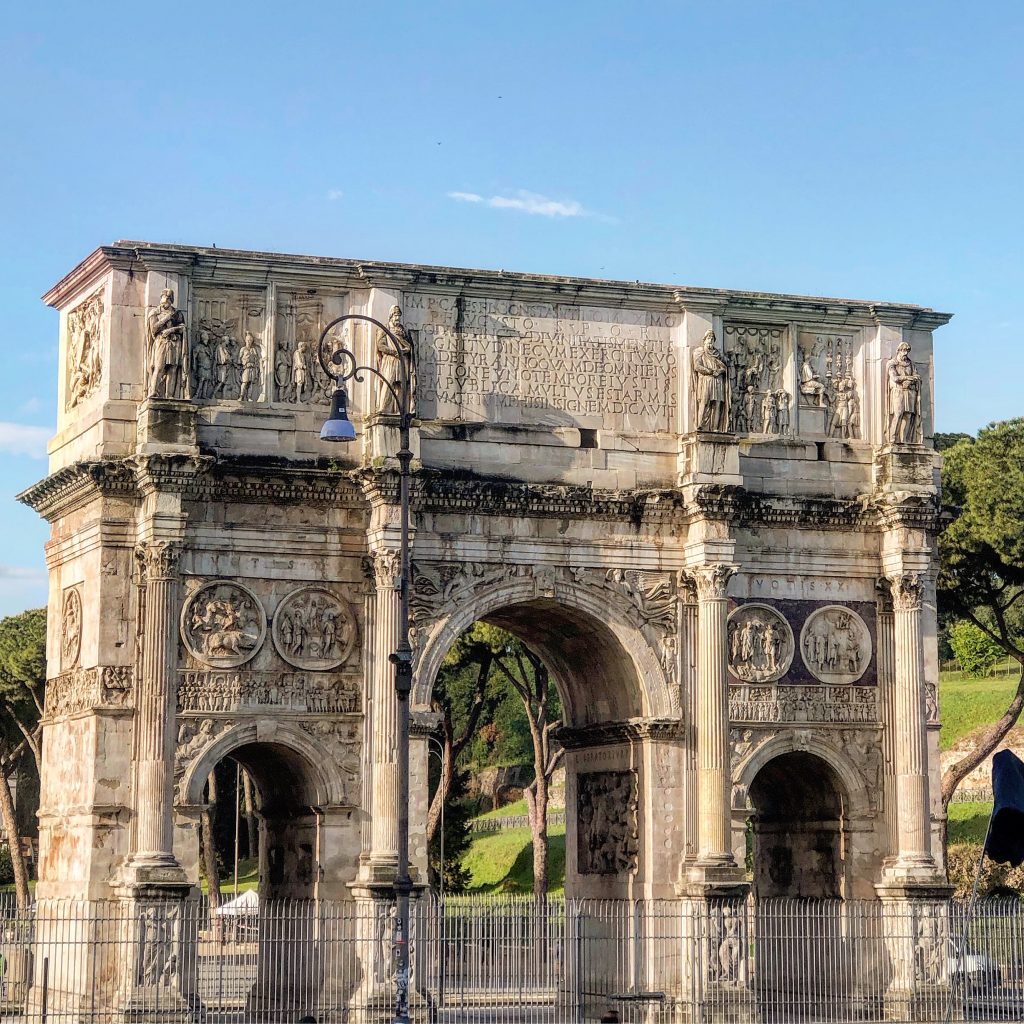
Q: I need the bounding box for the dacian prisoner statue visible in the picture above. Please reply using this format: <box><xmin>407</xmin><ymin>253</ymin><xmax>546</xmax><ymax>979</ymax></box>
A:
<box><xmin>21</xmin><ymin>240</ymin><xmax>950</xmax><ymax>1021</ymax></box>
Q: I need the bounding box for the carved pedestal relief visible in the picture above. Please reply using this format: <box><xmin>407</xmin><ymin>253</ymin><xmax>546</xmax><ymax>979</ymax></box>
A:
<box><xmin>65</xmin><ymin>289</ymin><xmax>104</xmax><ymax>409</ymax></box>
<box><xmin>271</xmin><ymin>586</ymin><xmax>358</xmax><ymax>670</ymax></box>
<box><xmin>191</xmin><ymin>289</ymin><xmax>266</xmax><ymax>402</ymax></box>
<box><xmin>797</xmin><ymin>332</ymin><xmax>861</xmax><ymax>439</ymax></box>
<box><xmin>724</xmin><ymin>325</ymin><xmax>791</xmax><ymax>436</ymax></box>
<box><xmin>799</xmin><ymin>606</ymin><xmax>871</xmax><ymax>685</ymax></box>
<box><xmin>60</xmin><ymin>587</ymin><xmax>82</xmax><ymax>671</ymax></box>
<box><xmin>181</xmin><ymin>581</ymin><xmax>265</xmax><ymax>668</ymax></box>
<box><xmin>577</xmin><ymin>770</ymin><xmax>639</xmax><ymax>875</ymax></box>
<box><xmin>727</xmin><ymin>604</ymin><xmax>794</xmax><ymax>683</ymax></box>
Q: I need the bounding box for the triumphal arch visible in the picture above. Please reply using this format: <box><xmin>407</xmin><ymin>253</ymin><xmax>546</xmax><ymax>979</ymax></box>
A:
<box><xmin>23</xmin><ymin>241</ymin><xmax>950</xmax><ymax>917</ymax></box>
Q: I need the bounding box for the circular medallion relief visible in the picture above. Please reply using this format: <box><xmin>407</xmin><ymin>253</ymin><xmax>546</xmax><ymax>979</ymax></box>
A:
<box><xmin>727</xmin><ymin>603</ymin><xmax>794</xmax><ymax>683</ymax></box>
<box><xmin>181</xmin><ymin>581</ymin><xmax>265</xmax><ymax>668</ymax></box>
<box><xmin>272</xmin><ymin>586</ymin><xmax>358</xmax><ymax>671</ymax></box>
<box><xmin>799</xmin><ymin>605</ymin><xmax>872</xmax><ymax>685</ymax></box>
<box><xmin>61</xmin><ymin>588</ymin><xmax>82</xmax><ymax>670</ymax></box>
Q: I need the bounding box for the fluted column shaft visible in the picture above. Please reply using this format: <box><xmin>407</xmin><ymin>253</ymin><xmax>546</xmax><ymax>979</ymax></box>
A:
<box><xmin>369</xmin><ymin>552</ymin><xmax>400</xmax><ymax>870</ymax></box>
<box><xmin>889</xmin><ymin>572</ymin><xmax>934</xmax><ymax>868</ymax></box>
<box><xmin>693</xmin><ymin>564</ymin><xmax>736</xmax><ymax>865</ymax></box>
<box><xmin>133</xmin><ymin>542</ymin><xmax>180</xmax><ymax>866</ymax></box>
<box><xmin>876</xmin><ymin>586</ymin><xmax>898</xmax><ymax>860</ymax></box>
<box><xmin>680</xmin><ymin>579</ymin><xmax>700</xmax><ymax>863</ymax></box>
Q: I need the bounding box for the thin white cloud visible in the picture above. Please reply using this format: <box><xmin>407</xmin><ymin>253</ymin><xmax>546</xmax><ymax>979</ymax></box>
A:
<box><xmin>448</xmin><ymin>189</ymin><xmax>588</xmax><ymax>218</ymax></box>
<box><xmin>0</xmin><ymin>422</ymin><xmax>51</xmax><ymax>458</ymax></box>
<box><xmin>327</xmin><ymin>189</ymin><xmax>344</xmax><ymax>201</ymax></box>
<box><xmin>0</xmin><ymin>565</ymin><xmax>47</xmax><ymax>581</ymax></box>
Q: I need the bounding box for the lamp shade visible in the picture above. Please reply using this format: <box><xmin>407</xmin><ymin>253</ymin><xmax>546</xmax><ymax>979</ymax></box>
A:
<box><xmin>320</xmin><ymin>387</ymin><xmax>357</xmax><ymax>442</ymax></box>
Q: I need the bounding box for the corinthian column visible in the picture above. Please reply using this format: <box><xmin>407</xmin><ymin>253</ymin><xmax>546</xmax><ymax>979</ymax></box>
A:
<box><xmin>127</xmin><ymin>541</ymin><xmax>185</xmax><ymax>883</ymax></box>
<box><xmin>691</xmin><ymin>564</ymin><xmax>737</xmax><ymax>869</ymax></box>
<box><xmin>366</xmin><ymin>550</ymin><xmax>400</xmax><ymax>880</ymax></box>
<box><xmin>888</xmin><ymin>572</ymin><xmax>936</xmax><ymax>873</ymax></box>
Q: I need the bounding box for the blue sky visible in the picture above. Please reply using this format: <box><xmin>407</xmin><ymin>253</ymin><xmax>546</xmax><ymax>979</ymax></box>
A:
<box><xmin>1</xmin><ymin>1</ymin><xmax>1021</xmax><ymax>616</ymax></box>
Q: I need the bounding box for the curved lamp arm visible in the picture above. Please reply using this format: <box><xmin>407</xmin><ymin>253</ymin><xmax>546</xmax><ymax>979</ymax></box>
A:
<box><xmin>315</xmin><ymin>313</ymin><xmax>413</xmax><ymax>422</ymax></box>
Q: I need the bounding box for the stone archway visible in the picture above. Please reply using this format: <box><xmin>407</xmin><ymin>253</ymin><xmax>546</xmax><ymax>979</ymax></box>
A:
<box><xmin>410</xmin><ymin>570</ymin><xmax>678</xmax><ymax>898</ymax></box>
<box><xmin>181</xmin><ymin>721</ymin><xmax>355</xmax><ymax>900</ymax></box>
<box><xmin>747</xmin><ymin>751</ymin><xmax>849</xmax><ymax>900</ymax></box>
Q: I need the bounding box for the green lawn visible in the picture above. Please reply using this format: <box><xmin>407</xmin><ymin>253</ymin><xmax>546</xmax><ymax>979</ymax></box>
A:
<box><xmin>947</xmin><ymin>801</ymin><xmax>993</xmax><ymax>845</ymax></box>
<box><xmin>460</xmin><ymin>822</ymin><xmax>565</xmax><ymax>893</ymax></box>
<box><xmin>939</xmin><ymin>660</ymin><xmax>1021</xmax><ymax>751</ymax></box>
<box><xmin>475</xmin><ymin>798</ymin><xmax>529</xmax><ymax>820</ymax></box>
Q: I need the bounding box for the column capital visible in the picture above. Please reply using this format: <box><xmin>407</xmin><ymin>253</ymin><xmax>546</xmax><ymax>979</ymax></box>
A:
<box><xmin>363</xmin><ymin>549</ymin><xmax>400</xmax><ymax>591</ymax></box>
<box><xmin>688</xmin><ymin>564</ymin><xmax>737</xmax><ymax>601</ymax></box>
<box><xmin>134</xmin><ymin>541</ymin><xmax>180</xmax><ymax>582</ymax></box>
<box><xmin>888</xmin><ymin>572</ymin><xmax>924</xmax><ymax>612</ymax></box>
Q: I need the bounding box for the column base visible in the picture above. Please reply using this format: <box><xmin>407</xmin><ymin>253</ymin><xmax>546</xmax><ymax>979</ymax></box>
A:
<box><xmin>679</xmin><ymin>860</ymin><xmax>750</xmax><ymax>898</ymax></box>
<box><xmin>877</xmin><ymin>864</ymin><xmax>951</xmax><ymax>899</ymax></box>
<box><xmin>118</xmin><ymin>853</ymin><xmax>190</xmax><ymax>892</ymax></box>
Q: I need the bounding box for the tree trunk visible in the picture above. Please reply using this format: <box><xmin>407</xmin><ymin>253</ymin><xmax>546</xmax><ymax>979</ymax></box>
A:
<box><xmin>941</xmin><ymin>660</ymin><xmax>1024</xmax><ymax>809</ymax></box>
<box><xmin>525</xmin><ymin>776</ymin><xmax>549</xmax><ymax>899</ymax></box>
<box><xmin>200</xmin><ymin>770</ymin><xmax>221</xmax><ymax>909</ymax></box>
<box><xmin>0</xmin><ymin>764</ymin><xmax>30</xmax><ymax>910</ymax></box>
<box><xmin>242</xmin><ymin>770</ymin><xmax>258</xmax><ymax>860</ymax></box>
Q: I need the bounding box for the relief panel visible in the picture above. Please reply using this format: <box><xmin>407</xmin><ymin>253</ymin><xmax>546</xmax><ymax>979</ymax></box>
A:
<box><xmin>723</xmin><ymin>324</ymin><xmax>791</xmax><ymax>436</ymax></box>
<box><xmin>577</xmin><ymin>770</ymin><xmax>639</xmax><ymax>875</ymax></box>
<box><xmin>66</xmin><ymin>289</ymin><xmax>105</xmax><ymax>409</ymax></box>
<box><xmin>180</xmin><ymin>581</ymin><xmax>266</xmax><ymax>668</ymax></box>
<box><xmin>797</xmin><ymin>331</ymin><xmax>862</xmax><ymax>439</ymax></box>
<box><xmin>191</xmin><ymin>288</ymin><xmax>267</xmax><ymax>402</ymax></box>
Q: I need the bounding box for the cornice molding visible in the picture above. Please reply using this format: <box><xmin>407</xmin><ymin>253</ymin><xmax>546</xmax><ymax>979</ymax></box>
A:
<box><xmin>42</xmin><ymin>241</ymin><xmax>953</xmax><ymax>328</ymax></box>
<box><xmin>555</xmin><ymin>718</ymin><xmax>681</xmax><ymax>750</ymax></box>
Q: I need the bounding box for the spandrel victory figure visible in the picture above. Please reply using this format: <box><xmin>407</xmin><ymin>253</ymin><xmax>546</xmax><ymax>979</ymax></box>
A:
<box><xmin>147</xmin><ymin>289</ymin><xmax>187</xmax><ymax>399</ymax></box>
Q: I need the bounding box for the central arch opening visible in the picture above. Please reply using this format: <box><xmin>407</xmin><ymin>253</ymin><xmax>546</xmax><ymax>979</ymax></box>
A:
<box><xmin>420</xmin><ymin>593</ymin><xmax>659</xmax><ymax>902</ymax></box>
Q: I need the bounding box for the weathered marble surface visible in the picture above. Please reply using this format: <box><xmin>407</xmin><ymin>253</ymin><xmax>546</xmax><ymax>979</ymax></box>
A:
<box><xmin>21</xmin><ymin>242</ymin><xmax>950</xmax><ymax>911</ymax></box>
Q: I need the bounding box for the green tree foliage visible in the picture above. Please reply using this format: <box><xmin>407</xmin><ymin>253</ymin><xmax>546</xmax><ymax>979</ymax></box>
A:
<box><xmin>947</xmin><ymin>620</ymin><xmax>1004</xmax><ymax>677</ymax></box>
<box><xmin>0</xmin><ymin>608</ymin><xmax>46</xmax><ymax>907</ymax></box>
<box><xmin>938</xmin><ymin>421</ymin><xmax>1024</xmax><ymax>806</ymax></box>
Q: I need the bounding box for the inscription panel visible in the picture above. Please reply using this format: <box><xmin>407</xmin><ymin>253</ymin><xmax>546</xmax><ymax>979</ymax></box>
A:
<box><xmin>406</xmin><ymin>295</ymin><xmax>678</xmax><ymax>431</ymax></box>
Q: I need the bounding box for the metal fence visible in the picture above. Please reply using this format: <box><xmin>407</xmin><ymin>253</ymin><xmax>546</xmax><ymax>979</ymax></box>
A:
<box><xmin>2</xmin><ymin>893</ymin><xmax>1024</xmax><ymax>1022</ymax></box>
<box><xmin>469</xmin><ymin>811</ymin><xmax>567</xmax><ymax>834</ymax></box>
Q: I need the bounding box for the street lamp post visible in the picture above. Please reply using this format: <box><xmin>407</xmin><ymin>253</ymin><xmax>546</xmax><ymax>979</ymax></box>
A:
<box><xmin>316</xmin><ymin>314</ymin><xmax>414</xmax><ymax>1024</ymax></box>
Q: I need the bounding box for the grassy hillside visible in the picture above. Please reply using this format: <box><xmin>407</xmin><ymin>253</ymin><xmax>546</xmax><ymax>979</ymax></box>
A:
<box><xmin>460</xmin><ymin>822</ymin><xmax>566</xmax><ymax>894</ymax></box>
<box><xmin>939</xmin><ymin>660</ymin><xmax>1020</xmax><ymax>752</ymax></box>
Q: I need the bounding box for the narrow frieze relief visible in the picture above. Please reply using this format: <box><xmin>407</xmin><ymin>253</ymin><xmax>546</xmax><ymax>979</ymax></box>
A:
<box><xmin>45</xmin><ymin>666</ymin><xmax>134</xmax><ymax>719</ymax></box>
<box><xmin>729</xmin><ymin>683</ymin><xmax>878</xmax><ymax>724</ymax></box>
<box><xmin>66</xmin><ymin>288</ymin><xmax>104</xmax><ymax>410</ymax></box>
<box><xmin>180</xmin><ymin>581</ymin><xmax>266</xmax><ymax>668</ymax></box>
<box><xmin>177</xmin><ymin>668</ymin><xmax>359</xmax><ymax>714</ymax></box>
<box><xmin>724</xmin><ymin>324</ymin><xmax>791</xmax><ymax>436</ymax></box>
